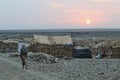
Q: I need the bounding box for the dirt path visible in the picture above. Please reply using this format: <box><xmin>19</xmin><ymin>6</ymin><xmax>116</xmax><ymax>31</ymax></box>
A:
<box><xmin>0</xmin><ymin>55</ymin><xmax>61</xmax><ymax>80</ymax></box>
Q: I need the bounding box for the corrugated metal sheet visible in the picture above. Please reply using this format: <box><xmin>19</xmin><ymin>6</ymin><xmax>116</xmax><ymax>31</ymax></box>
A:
<box><xmin>32</xmin><ymin>34</ymin><xmax>73</xmax><ymax>45</ymax></box>
<box><xmin>52</xmin><ymin>35</ymin><xmax>73</xmax><ymax>45</ymax></box>
<box><xmin>32</xmin><ymin>35</ymin><xmax>51</xmax><ymax>44</ymax></box>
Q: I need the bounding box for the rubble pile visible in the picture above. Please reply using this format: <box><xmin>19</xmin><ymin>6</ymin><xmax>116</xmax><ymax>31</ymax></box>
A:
<box><xmin>28</xmin><ymin>53</ymin><xmax>57</xmax><ymax>63</ymax></box>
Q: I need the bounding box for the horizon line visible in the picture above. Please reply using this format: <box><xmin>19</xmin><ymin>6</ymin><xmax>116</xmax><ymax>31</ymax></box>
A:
<box><xmin>0</xmin><ymin>28</ymin><xmax>120</xmax><ymax>32</ymax></box>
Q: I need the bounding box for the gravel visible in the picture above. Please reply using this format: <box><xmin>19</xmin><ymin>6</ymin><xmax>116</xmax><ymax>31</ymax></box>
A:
<box><xmin>0</xmin><ymin>53</ymin><xmax>120</xmax><ymax>80</ymax></box>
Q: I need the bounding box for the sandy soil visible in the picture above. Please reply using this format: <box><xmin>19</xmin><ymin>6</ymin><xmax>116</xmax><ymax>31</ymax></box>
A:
<box><xmin>0</xmin><ymin>53</ymin><xmax>120</xmax><ymax>80</ymax></box>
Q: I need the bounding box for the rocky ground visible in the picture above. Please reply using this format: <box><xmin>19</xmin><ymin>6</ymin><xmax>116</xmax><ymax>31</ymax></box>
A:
<box><xmin>0</xmin><ymin>53</ymin><xmax>120</xmax><ymax>80</ymax></box>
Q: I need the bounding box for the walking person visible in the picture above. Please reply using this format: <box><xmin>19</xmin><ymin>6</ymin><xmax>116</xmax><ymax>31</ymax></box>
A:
<box><xmin>20</xmin><ymin>45</ymin><xmax>28</xmax><ymax>69</ymax></box>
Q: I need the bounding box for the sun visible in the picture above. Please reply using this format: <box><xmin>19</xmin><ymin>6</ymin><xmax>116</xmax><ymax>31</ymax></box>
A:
<box><xmin>86</xmin><ymin>19</ymin><xmax>91</xmax><ymax>25</ymax></box>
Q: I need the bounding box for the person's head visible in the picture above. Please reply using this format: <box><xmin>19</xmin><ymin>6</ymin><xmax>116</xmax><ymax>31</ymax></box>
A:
<box><xmin>22</xmin><ymin>45</ymin><xmax>25</xmax><ymax>48</ymax></box>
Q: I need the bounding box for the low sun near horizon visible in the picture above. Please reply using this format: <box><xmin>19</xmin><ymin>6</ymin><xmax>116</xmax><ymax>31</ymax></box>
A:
<box><xmin>86</xmin><ymin>19</ymin><xmax>91</xmax><ymax>25</ymax></box>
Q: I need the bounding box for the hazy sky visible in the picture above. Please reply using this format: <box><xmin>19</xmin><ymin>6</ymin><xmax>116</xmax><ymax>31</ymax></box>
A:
<box><xmin>0</xmin><ymin>0</ymin><xmax>120</xmax><ymax>30</ymax></box>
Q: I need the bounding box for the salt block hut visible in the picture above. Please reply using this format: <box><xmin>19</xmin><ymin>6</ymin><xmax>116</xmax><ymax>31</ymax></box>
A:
<box><xmin>112</xmin><ymin>46</ymin><xmax>120</xmax><ymax>58</ymax></box>
<box><xmin>30</xmin><ymin>34</ymin><xmax>73</xmax><ymax>57</ymax></box>
<box><xmin>0</xmin><ymin>39</ymin><xmax>18</xmax><ymax>52</ymax></box>
<box><xmin>110</xmin><ymin>40</ymin><xmax>120</xmax><ymax>58</ymax></box>
<box><xmin>92</xmin><ymin>39</ymin><xmax>120</xmax><ymax>58</ymax></box>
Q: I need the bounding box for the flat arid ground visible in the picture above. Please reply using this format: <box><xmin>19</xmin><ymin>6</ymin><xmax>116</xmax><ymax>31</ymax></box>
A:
<box><xmin>0</xmin><ymin>53</ymin><xmax>120</xmax><ymax>80</ymax></box>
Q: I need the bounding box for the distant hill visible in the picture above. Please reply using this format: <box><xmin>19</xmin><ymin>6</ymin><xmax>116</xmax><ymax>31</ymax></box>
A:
<box><xmin>0</xmin><ymin>28</ymin><xmax>120</xmax><ymax>33</ymax></box>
